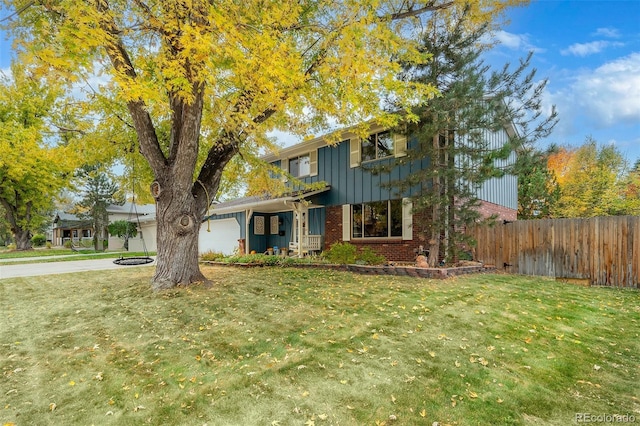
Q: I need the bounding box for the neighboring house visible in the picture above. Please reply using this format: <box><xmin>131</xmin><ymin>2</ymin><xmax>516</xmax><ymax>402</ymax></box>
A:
<box><xmin>106</xmin><ymin>202</ymin><xmax>223</xmax><ymax>255</ymax></box>
<box><xmin>206</xmin><ymin>121</ymin><xmax>518</xmax><ymax>260</ymax></box>
<box><xmin>51</xmin><ymin>212</ymin><xmax>93</xmax><ymax>246</ymax></box>
<box><xmin>51</xmin><ymin>203</ymin><xmax>156</xmax><ymax>249</ymax></box>
<box><xmin>106</xmin><ymin>202</ymin><xmax>156</xmax><ymax>252</ymax></box>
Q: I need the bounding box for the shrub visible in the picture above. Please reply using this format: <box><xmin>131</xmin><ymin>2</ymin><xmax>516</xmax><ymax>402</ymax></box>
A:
<box><xmin>46</xmin><ymin>242</ymin><xmax>52</xmax><ymax>249</ymax></box>
<box><xmin>63</xmin><ymin>240</ymin><xmax>72</xmax><ymax>248</ymax></box>
<box><xmin>323</xmin><ymin>242</ymin><xmax>357</xmax><ymax>264</ymax></box>
<box><xmin>200</xmin><ymin>250</ymin><xmax>226</xmax><ymax>261</ymax></box>
<box><xmin>31</xmin><ymin>234</ymin><xmax>47</xmax><ymax>247</ymax></box>
<box><xmin>7</xmin><ymin>243</ymin><xmax>16</xmax><ymax>250</ymax></box>
<box><xmin>357</xmin><ymin>247</ymin><xmax>386</xmax><ymax>265</ymax></box>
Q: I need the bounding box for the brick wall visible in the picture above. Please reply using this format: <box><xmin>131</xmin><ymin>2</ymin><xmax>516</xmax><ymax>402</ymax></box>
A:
<box><xmin>476</xmin><ymin>200</ymin><xmax>517</xmax><ymax>222</ymax></box>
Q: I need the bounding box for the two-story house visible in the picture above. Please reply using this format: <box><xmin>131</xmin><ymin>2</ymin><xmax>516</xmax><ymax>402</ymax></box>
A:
<box><xmin>206</xmin><ymin>121</ymin><xmax>517</xmax><ymax>261</ymax></box>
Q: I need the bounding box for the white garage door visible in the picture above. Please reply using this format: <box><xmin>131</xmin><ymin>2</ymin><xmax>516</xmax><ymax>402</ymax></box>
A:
<box><xmin>199</xmin><ymin>218</ymin><xmax>241</xmax><ymax>255</ymax></box>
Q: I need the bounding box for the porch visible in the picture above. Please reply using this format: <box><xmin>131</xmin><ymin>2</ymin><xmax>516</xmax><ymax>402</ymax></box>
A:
<box><xmin>209</xmin><ymin>186</ymin><xmax>330</xmax><ymax>257</ymax></box>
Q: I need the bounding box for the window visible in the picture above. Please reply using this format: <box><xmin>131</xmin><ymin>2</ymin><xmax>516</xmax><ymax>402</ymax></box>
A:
<box><xmin>349</xmin><ymin>130</ymin><xmax>406</xmax><ymax>168</ymax></box>
<box><xmin>361</xmin><ymin>130</ymin><xmax>393</xmax><ymax>162</ymax></box>
<box><xmin>352</xmin><ymin>200</ymin><xmax>403</xmax><ymax>238</ymax></box>
<box><xmin>289</xmin><ymin>154</ymin><xmax>310</xmax><ymax>177</ymax></box>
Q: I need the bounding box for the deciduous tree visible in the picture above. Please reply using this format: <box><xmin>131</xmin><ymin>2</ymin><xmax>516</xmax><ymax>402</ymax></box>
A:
<box><xmin>5</xmin><ymin>0</ymin><xmax>524</xmax><ymax>287</ymax></box>
<box><xmin>0</xmin><ymin>63</ymin><xmax>77</xmax><ymax>250</ymax></box>
<box><xmin>551</xmin><ymin>139</ymin><xmax>636</xmax><ymax>217</ymax></box>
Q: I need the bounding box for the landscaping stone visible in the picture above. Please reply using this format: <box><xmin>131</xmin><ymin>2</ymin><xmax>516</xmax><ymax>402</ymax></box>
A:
<box><xmin>200</xmin><ymin>260</ymin><xmax>495</xmax><ymax>279</ymax></box>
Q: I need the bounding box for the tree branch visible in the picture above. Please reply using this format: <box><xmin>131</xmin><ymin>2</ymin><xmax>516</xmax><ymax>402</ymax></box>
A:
<box><xmin>95</xmin><ymin>0</ymin><xmax>168</xmax><ymax>176</ymax></box>
<box><xmin>381</xmin><ymin>1</ymin><xmax>455</xmax><ymax>22</ymax></box>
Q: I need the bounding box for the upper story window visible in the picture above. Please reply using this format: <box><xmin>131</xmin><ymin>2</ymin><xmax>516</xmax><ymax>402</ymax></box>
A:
<box><xmin>349</xmin><ymin>130</ymin><xmax>406</xmax><ymax>168</ymax></box>
<box><xmin>288</xmin><ymin>154</ymin><xmax>311</xmax><ymax>177</ymax></box>
<box><xmin>361</xmin><ymin>130</ymin><xmax>393</xmax><ymax>162</ymax></box>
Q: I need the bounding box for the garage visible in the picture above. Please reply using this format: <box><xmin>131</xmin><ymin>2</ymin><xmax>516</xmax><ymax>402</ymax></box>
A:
<box><xmin>199</xmin><ymin>217</ymin><xmax>241</xmax><ymax>255</ymax></box>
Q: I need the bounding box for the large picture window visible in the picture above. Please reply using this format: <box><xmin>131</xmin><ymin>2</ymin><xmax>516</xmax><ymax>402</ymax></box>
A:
<box><xmin>288</xmin><ymin>154</ymin><xmax>310</xmax><ymax>177</ymax></box>
<box><xmin>352</xmin><ymin>200</ymin><xmax>403</xmax><ymax>238</ymax></box>
<box><xmin>361</xmin><ymin>130</ymin><xmax>393</xmax><ymax>162</ymax></box>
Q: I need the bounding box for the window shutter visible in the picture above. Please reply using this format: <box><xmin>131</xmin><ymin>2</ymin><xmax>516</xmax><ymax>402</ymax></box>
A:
<box><xmin>394</xmin><ymin>133</ymin><xmax>407</xmax><ymax>157</ymax></box>
<box><xmin>402</xmin><ymin>198</ymin><xmax>412</xmax><ymax>240</ymax></box>
<box><xmin>309</xmin><ymin>149</ymin><xmax>318</xmax><ymax>177</ymax></box>
<box><xmin>349</xmin><ymin>138</ymin><xmax>361</xmax><ymax>168</ymax></box>
<box><xmin>342</xmin><ymin>204</ymin><xmax>351</xmax><ymax>241</ymax></box>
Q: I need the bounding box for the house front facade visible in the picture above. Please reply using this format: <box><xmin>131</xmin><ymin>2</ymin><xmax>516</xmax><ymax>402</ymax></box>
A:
<box><xmin>207</xmin><ymin>122</ymin><xmax>518</xmax><ymax>261</ymax></box>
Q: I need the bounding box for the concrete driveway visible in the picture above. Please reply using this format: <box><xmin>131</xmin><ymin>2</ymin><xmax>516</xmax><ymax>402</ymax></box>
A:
<box><xmin>0</xmin><ymin>257</ymin><xmax>155</xmax><ymax>279</ymax></box>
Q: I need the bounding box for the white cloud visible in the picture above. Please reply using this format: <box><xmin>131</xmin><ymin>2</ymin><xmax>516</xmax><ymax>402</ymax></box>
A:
<box><xmin>491</xmin><ymin>30</ymin><xmax>543</xmax><ymax>52</ymax></box>
<box><xmin>593</xmin><ymin>27</ymin><xmax>621</xmax><ymax>38</ymax></box>
<box><xmin>550</xmin><ymin>53</ymin><xmax>640</xmax><ymax>128</ymax></box>
<box><xmin>561</xmin><ymin>41</ymin><xmax>624</xmax><ymax>57</ymax></box>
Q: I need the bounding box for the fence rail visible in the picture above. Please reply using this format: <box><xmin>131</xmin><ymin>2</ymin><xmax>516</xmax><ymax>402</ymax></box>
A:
<box><xmin>470</xmin><ymin>216</ymin><xmax>640</xmax><ymax>288</ymax></box>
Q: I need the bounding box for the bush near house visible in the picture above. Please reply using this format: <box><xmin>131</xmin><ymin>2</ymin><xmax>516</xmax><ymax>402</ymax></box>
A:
<box><xmin>30</xmin><ymin>234</ymin><xmax>46</xmax><ymax>247</ymax></box>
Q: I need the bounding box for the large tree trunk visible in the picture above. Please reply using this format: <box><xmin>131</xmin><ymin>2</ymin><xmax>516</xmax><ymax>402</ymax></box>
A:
<box><xmin>14</xmin><ymin>228</ymin><xmax>32</xmax><ymax>251</ymax></box>
<box><xmin>0</xmin><ymin>198</ymin><xmax>33</xmax><ymax>251</ymax></box>
<box><xmin>428</xmin><ymin>134</ymin><xmax>442</xmax><ymax>267</ymax></box>
<box><xmin>427</xmin><ymin>205</ymin><xmax>440</xmax><ymax>267</ymax></box>
<box><xmin>151</xmin><ymin>195</ymin><xmax>206</xmax><ymax>290</ymax></box>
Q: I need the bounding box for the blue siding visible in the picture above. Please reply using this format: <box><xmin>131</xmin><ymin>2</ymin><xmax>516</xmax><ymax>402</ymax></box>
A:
<box><xmin>286</xmin><ymin>131</ymin><xmax>513</xmax><ymax>209</ymax></box>
<box><xmin>295</xmin><ymin>140</ymin><xmax>415</xmax><ymax>206</ymax></box>
<box><xmin>245</xmin><ymin>208</ymin><xmax>325</xmax><ymax>253</ymax></box>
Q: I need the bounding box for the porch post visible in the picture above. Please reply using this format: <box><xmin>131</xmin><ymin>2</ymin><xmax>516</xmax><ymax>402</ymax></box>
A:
<box><xmin>298</xmin><ymin>205</ymin><xmax>306</xmax><ymax>257</ymax></box>
<box><xmin>245</xmin><ymin>208</ymin><xmax>253</xmax><ymax>254</ymax></box>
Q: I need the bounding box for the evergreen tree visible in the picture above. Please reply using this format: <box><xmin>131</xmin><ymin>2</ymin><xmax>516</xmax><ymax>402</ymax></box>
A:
<box><xmin>516</xmin><ymin>144</ymin><xmax>560</xmax><ymax>219</ymax></box>
<box><xmin>385</xmin><ymin>8</ymin><xmax>557</xmax><ymax>266</ymax></box>
<box><xmin>73</xmin><ymin>165</ymin><xmax>123</xmax><ymax>251</ymax></box>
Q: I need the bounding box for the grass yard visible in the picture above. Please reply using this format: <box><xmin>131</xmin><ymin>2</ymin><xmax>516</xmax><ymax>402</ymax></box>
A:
<box><xmin>0</xmin><ymin>251</ymin><xmax>155</xmax><ymax>266</ymax></box>
<box><xmin>1</xmin><ymin>267</ymin><xmax>638</xmax><ymax>425</ymax></box>
<box><xmin>0</xmin><ymin>248</ymin><xmax>78</xmax><ymax>259</ymax></box>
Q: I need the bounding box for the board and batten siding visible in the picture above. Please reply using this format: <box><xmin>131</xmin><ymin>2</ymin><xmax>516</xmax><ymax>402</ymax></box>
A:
<box><xmin>292</xmin><ymin>138</ymin><xmax>428</xmax><ymax>207</ymax></box>
<box><xmin>457</xmin><ymin>127</ymin><xmax>518</xmax><ymax>210</ymax></box>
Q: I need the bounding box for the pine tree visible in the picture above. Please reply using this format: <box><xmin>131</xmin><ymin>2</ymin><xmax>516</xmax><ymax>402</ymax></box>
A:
<box><xmin>384</xmin><ymin>8</ymin><xmax>557</xmax><ymax>266</ymax></box>
<box><xmin>73</xmin><ymin>165</ymin><xmax>123</xmax><ymax>251</ymax></box>
<box><xmin>515</xmin><ymin>144</ymin><xmax>560</xmax><ymax>219</ymax></box>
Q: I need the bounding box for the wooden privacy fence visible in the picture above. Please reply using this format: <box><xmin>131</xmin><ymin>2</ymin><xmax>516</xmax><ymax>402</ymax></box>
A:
<box><xmin>470</xmin><ymin>216</ymin><xmax>640</xmax><ymax>288</ymax></box>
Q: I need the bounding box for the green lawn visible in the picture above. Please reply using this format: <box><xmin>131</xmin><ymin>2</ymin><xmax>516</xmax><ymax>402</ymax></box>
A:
<box><xmin>1</xmin><ymin>267</ymin><xmax>638</xmax><ymax>425</ymax></box>
<box><xmin>0</xmin><ymin>250</ymin><xmax>155</xmax><ymax>266</ymax></box>
<box><xmin>0</xmin><ymin>248</ymin><xmax>78</xmax><ymax>259</ymax></box>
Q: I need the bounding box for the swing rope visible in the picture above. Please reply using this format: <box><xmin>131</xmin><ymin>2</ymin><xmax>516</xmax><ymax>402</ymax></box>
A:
<box><xmin>113</xmin><ymin>150</ymin><xmax>154</xmax><ymax>266</ymax></box>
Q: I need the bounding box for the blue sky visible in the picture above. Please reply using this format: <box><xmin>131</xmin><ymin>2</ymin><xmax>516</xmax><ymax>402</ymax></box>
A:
<box><xmin>1</xmin><ymin>1</ymin><xmax>639</xmax><ymax>164</ymax></box>
<box><xmin>488</xmin><ymin>0</ymin><xmax>640</xmax><ymax>165</ymax></box>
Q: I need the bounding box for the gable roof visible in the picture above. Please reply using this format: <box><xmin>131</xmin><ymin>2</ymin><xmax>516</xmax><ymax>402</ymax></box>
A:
<box><xmin>106</xmin><ymin>202</ymin><xmax>156</xmax><ymax>215</ymax></box>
